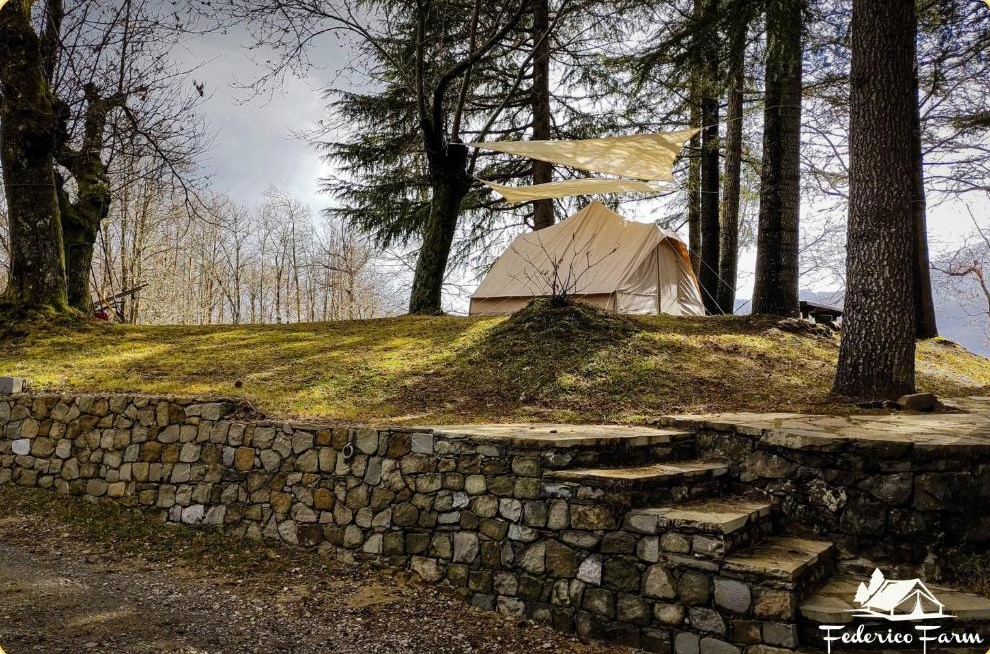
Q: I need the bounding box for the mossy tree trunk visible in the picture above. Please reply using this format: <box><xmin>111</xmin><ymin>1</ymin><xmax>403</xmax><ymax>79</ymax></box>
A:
<box><xmin>833</xmin><ymin>0</ymin><xmax>917</xmax><ymax>400</ymax></box>
<box><xmin>406</xmin><ymin>0</ymin><xmax>530</xmax><ymax>315</ymax></box>
<box><xmin>56</xmin><ymin>84</ymin><xmax>127</xmax><ymax>313</ymax></box>
<box><xmin>752</xmin><ymin>0</ymin><xmax>803</xmax><ymax>317</ymax></box>
<box><xmin>0</xmin><ymin>0</ymin><xmax>68</xmax><ymax>311</ymax></box>
<box><xmin>408</xmin><ymin>137</ymin><xmax>471</xmax><ymax>315</ymax></box>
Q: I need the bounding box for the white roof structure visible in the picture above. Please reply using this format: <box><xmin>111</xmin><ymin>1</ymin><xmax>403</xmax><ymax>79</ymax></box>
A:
<box><xmin>469</xmin><ymin>200</ymin><xmax>706</xmax><ymax>316</ymax></box>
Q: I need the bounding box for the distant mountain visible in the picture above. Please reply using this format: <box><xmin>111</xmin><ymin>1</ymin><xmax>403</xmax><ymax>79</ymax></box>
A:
<box><xmin>736</xmin><ymin>289</ymin><xmax>990</xmax><ymax>358</ymax></box>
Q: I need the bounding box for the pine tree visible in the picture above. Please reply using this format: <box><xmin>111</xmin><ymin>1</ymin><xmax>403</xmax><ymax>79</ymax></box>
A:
<box><xmin>751</xmin><ymin>0</ymin><xmax>803</xmax><ymax>317</ymax></box>
<box><xmin>833</xmin><ymin>0</ymin><xmax>918</xmax><ymax>399</ymax></box>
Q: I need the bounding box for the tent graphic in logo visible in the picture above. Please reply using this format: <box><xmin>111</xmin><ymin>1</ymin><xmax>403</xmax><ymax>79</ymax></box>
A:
<box><xmin>852</xmin><ymin>569</ymin><xmax>953</xmax><ymax>622</ymax></box>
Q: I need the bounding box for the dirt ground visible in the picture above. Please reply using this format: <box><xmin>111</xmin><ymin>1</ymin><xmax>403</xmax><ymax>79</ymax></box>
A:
<box><xmin>0</xmin><ymin>488</ymin><xmax>624</xmax><ymax>654</ymax></box>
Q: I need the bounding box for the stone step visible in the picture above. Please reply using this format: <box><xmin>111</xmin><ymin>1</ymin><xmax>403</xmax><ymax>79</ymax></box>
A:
<box><xmin>723</xmin><ymin>537</ymin><xmax>836</xmax><ymax>585</ymax></box>
<box><xmin>799</xmin><ymin>574</ymin><xmax>990</xmax><ymax>648</ymax></box>
<box><xmin>431</xmin><ymin>423</ymin><xmax>698</xmax><ymax>469</ymax></box>
<box><xmin>544</xmin><ymin>460</ymin><xmax>728</xmax><ymax>507</ymax></box>
<box><xmin>547</xmin><ymin>460</ymin><xmax>729</xmax><ymax>486</ymax></box>
<box><xmin>624</xmin><ymin>498</ymin><xmax>774</xmax><ymax>559</ymax></box>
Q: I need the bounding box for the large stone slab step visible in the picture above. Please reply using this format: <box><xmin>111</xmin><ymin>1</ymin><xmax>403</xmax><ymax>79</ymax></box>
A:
<box><xmin>625</xmin><ymin>497</ymin><xmax>774</xmax><ymax>559</ymax></box>
<box><xmin>723</xmin><ymin>537</ymin><xmax>836</xmax><ymax>585</ymax></box>
<box><xmin>543</xmin><ymin>460</ymin><xmax>729</xmax><ymax>507</ymax></box>
<box><xmin>431</xmin><ymin>423</ymin><xmax>698</xmax><ymax>469</ymax></box>
<box><xmin>546</xmin><ymin>460</ymin><xmax>729</xmax><ymax>486</ymax></box>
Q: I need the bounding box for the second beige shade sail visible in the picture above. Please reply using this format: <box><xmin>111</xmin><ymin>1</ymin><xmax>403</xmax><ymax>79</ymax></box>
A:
<box><xmin>468</xmin><ymin>128</ymin><xmax>699</xmax><ymax>182</ymax></box>
<box><xmin>482</xmin><ymin>178</ymin><xmax>666</xmax><ymax>204</ymax></box>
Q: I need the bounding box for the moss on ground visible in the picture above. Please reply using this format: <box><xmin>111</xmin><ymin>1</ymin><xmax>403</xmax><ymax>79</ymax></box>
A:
<box><xmin>1</xmin><ymin>300</ymin><xmax>989</xmax><ymax>424</ymax></box>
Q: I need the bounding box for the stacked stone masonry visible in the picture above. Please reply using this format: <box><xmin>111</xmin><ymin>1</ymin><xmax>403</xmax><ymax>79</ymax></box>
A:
<box><xmin>3</xmin><ymin>393</ymin><xmax>988</xmax><ymax>653</ymax></box>
<box><xmin>658</xmin><ymin>418</ymin><xmax>990</xmax><ymax>565</ymax></box>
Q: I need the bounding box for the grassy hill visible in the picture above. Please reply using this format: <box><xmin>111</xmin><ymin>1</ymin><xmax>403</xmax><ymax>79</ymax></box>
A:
<box><xmin>2</xmin><ymin>301</ymin><xmax>989</xmax><ymax>425</ymax></box>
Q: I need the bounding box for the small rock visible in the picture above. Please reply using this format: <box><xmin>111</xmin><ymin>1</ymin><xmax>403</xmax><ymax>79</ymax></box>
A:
<box><xmin>897</xmin><ymin>392</ymin><xmax>940</xmax><ymax>412</ymax></box>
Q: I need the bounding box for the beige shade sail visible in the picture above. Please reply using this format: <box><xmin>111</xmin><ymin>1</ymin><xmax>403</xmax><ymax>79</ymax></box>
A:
<box><xmin>469</xmin><ymin>200</ymin><xmax>705</xmax><ymax>317</ymax></box>
<box><xmin>468</xmin><ymin>128</ymin><xmax>699</xmax><ymax>182</ymax></box>
<box><xmin>482</xmin><ymin>178</ymin><xmax>665</xmax><ymax>204</ymax></box>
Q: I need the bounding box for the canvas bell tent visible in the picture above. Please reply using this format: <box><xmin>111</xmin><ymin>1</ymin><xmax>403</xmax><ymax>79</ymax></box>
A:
<box><xmin>469</xmin><ymin>201</ymin><xmax>706</xmax><ymax>316</ymax></box>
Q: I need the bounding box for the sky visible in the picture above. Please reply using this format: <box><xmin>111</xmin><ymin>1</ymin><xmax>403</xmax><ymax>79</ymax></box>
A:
<box><xmin>175</xmin><ymin>27</ymin><xmax>987</xmax><ymax>326</ymax></box>
<box><xmin>174</xmin><ymin>29</ymin><xmax>342</xmax><ymax>212</ymax></box>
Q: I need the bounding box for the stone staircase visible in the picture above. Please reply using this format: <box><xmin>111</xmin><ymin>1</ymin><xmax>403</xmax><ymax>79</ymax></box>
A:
<box><xmin>492</xmin><ymin>423</ymin><xmax>990</xmax><ymax>653</ymax></box>
<box><xmin>504</xmin><ymin>427</ymin><xmax>837</xmax><ymax>652</ymax></box>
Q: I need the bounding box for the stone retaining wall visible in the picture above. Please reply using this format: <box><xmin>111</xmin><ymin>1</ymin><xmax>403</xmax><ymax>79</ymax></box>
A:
<box><xmin>683</xmin><ymin>422</ymin><xmax>990</xmax><ymax>565</ymax></box>
<box><xmin>1</xmin><ymin>392</ymin><xmax>806</xmax><ymax>654</ymax></box>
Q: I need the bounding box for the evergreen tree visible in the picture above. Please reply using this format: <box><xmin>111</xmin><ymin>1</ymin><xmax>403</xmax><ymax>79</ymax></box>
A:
<box><xmin>752</xmin><ymin>0</ymin><xmax>804</xmax><ymax>317</ymax></box>
<box><xmin>833</xmin><ymin>0</ymin><xmax>918</xmax><ymax>399</ymax></box>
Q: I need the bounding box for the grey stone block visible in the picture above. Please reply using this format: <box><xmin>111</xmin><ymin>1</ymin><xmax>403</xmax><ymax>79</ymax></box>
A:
<box><xmin>0</xmin><ymin>377</ymin><xmax>25</xmax><ymax>394</ymax></box>
<box><xmin>714</xmin><ymin>578</ymin><xmax>752</xmax><ymax>613</ymax></box>
<box><xmin>674</xmin><ymin>631</ymin><xmax>700</xmax><ymax>654</ymax></box>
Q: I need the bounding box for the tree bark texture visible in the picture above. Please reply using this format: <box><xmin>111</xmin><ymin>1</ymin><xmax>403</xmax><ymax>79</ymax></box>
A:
<box><xmin>833</xmin><ymin>0</ymin><xmax>917</xmax><ymax>399</ymax></box>
<box><xmin>716</xmin><ymin>12</ymin><xmax>747</xmax><ymax>315</ymax></box>
<box><xmin>408</xmin><ymin>142</ymin><xmax>471</xmax><ymax>314</ymax></box>
<box><xmin>911</xmin><ymin>63</ymin><xmax>937</xmax><ymax>339</ymax></box>
<box><xmin>698</xmin><ymin>0</ymin><xmax>721</xmax><ymax>315</ymax></box>
<box><xmin>752</xmin><ymin>0</ymin><xmax>802</xmax><ymax>317</ymax></box>
<box><xmin>531</xmin><ymin>0</ymin><xmax>554</xmax><ymax>230</ymax></box>
<box><xmin>56</xmin><ymin>85</ymin><xmax>125</xmax><ymax>313</ymax></box>
<box><xmin>0</xmin><ymin>0</ymin><xmax>68</xmax><ymax>310</ymax></box>
<box><xmin>687</xmin><ymin>100</ymin><xmax>702</xmax><ymax>277</ymax></box>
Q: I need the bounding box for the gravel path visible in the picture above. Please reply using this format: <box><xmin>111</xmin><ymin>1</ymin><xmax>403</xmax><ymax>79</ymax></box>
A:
<box><xmin>0</xmin><ymin>496</ymin><xmax>625</xmax><ymax>654</ymax></box>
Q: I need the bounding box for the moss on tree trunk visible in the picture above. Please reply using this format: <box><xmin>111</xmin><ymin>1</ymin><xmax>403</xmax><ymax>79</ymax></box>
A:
<box><xmin>408</xmin><ymin>142</ymin><xmax>470</xmax><ymax>315</ymax></box>
<box><xmin>0</xmin><ymin>0</ymin><xmax>68</xmax><ymax>312</ymax></box>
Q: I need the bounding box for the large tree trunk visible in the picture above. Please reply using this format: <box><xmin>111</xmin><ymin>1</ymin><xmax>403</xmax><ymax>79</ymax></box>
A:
<box><xmin>0</xmin><ymin>0</ymin><xmax>67</xmax><ymax>310</ymax></box>
<box><xmin>530</xmin><ymin>0</ymin><xmax>554</xmax><ymax>230</ymax></box>
<box><xmin>698</xmin><ymin>0</ymin><xmax>721</xmax><ymax>315</ymax></box>
<box><xmin>752</xmin><ymin>0</ymin><xmax>802</xmax><ymax>317</ymax></box>
<box><xmin>911</xmin><ymin>63</ymin><xmax>937</xmax><ymax>339</ymax></box>
<box><xmin>716</xmin><ymin>12</ymin><xmax>747</xmax><ymax>315</ymax></box>
<box><xmin>409</xmin><ymin>142</ymin><xmax>470</xmax><ymax>314</ymax></box>
<box><xmin>58</xmin><ymin>189</ymin><xmax>101</xmax><ymax>313</ymax></box>
<box><xmin>56</xmin><ymin>85</ymin><xmax>124</xmax><ymax>313</ymax></box>
<box><xmin>833</xmin><ymin>0</ymin><xmax>917</xmax><ymax>400</ymax></box>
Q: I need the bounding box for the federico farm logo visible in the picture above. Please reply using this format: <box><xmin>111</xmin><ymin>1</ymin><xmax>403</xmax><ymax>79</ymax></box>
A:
<box><xmin>819</xmin><ymin>569</ymin><xmax>984</xmax><ymax>654</ymax></box>
<box><xmin>852</xmin><ymin>568</ymin><xmax>951</xmax><ymax>622</ymax></box>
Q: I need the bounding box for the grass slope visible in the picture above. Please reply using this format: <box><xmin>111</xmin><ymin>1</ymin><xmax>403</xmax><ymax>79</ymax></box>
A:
<box><xmin>2</xmin><ymin>300</ymin><xmax>989</xmax><ymax>425</ymax></box>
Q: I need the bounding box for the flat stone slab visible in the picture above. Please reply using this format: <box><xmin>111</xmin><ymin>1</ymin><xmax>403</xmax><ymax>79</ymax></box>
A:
<box><xmin>661</xmin><ymin>397</ymin><xmax>990</xmax><ymax>454</ymax></box>
<box><xmin>723</xmin><ymin>537</ymin><xmax>835</xmax><ymax>582</ymax></box>
<box><xmin>801</xmin><ymin>574</ymin><xmax>990</xmax><ymax>624</ymax></box>
<box><xmin>429</xmin><ymin>423</ymin><xmax>693</xmax><ymax>449</ymax></box>
<box><xmin>546</xmin><ymin>460</ymin><xmax>728</xmax><ymax>485</ymax></box>
<box><xmin>0</xmin><ymin>377</ymin><xmax>25</xmax><ymax>395</ymax></box>
<box><xmin>631</xmin><ymin>498</ymin><xmax>771</xmax><ymax>535</ymax></box>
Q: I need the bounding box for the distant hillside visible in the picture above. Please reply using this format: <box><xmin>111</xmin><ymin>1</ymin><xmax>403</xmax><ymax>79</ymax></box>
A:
<box><xmin>794</xmin><ymin>290</ymin><xmax>989</xmax><ymax>357</ymax></box>
<box><xmin>2</xmin><ymin>300</ymin><xmax>989</xmax><ymax>425</ymax></box>
<box><xmin>735</xmin><ymin>289</ymin><xmax>988</xmax><ymax>357</ymax></box>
